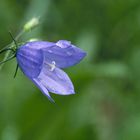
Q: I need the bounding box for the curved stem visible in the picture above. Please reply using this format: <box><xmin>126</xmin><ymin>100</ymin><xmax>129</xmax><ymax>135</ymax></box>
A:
<box><xmin>0</xmin><ymin>30</ymin><xmax>24</xmax><ymax>70</ymax></box>
<box><xmin>0</xmin><ymin>54</ymin><xmax>15</xmax><ymax>65</ymax></box>
<box><xmin>0</xmin><ymin>48</ymin><xmax>15</xmax><ymax>54</ymax></box>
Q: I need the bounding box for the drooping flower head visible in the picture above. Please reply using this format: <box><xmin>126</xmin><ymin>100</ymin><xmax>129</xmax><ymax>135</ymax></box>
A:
<box><xmin>16</xmin><ymin>40</ymin><xmax>86</xmax><ymax>102</ymax></box>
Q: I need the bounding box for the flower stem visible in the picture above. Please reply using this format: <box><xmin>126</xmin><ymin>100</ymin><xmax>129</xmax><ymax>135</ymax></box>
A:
<box><xmin>0</xmin><ymin>30</ymin><xmax>24</xmax><ymax>70</ymax></box>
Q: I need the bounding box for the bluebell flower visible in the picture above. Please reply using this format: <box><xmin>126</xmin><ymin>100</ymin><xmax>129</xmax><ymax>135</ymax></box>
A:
<box><xmin>16</xmin><ymin>40</ymin><xmax>86</xmax><ymax>102</ymax></box>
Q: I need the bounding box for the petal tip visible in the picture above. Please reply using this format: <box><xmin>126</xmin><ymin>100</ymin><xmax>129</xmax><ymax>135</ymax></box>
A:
<box><xmin>66</xmin><ymin>88</ymin><xmax>75</xmax><ymax>95</ymax></box>
<box><xmin>48</xmin><ymin>96</ymin><xmax>55</xmax><ymax>103</ymax></box>
<box><xmin>81</xmin><ymin>51</ymin><xmax>87</xmax><ymax>58</ymax></box>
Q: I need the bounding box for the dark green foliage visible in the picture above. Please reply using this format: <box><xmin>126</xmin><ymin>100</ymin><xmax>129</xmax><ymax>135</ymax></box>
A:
<box><xmin>0</xmin><ymin>0</ymin><xmax>140</xmax><ymax>139</ymax></box>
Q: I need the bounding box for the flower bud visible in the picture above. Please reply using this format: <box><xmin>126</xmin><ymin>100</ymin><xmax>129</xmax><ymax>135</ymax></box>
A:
<box><xmin>24</xmin><ymin>17</ymin><xmax>39</xmax><ymax>32</ymax></box>
<box><xmin>28</xmin><ymin>38</ymin><xmax>40</xmax><ymax>42</ymax></box>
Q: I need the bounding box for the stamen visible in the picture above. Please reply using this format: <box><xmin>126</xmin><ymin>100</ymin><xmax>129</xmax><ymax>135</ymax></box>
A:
<box><xmin>50</xmin><ymin>61</ymin><xmax>56</xmax><ymax>71</ymax></box>
<box><xmin>44</xmin><ymin>61</ymin><xmax>56</xmax><ymax>71</ymax></box>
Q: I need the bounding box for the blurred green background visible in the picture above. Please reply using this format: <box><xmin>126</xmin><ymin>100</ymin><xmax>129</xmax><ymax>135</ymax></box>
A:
<box><xmin>0</xmin><ymin>0</ymin><xmax>140</xmax><ymax>140</ymax></box>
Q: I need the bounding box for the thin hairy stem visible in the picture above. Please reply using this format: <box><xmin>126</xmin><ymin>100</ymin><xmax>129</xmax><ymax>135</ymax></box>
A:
<box><xmin>14</xmin><ymin>64</ymin><xmax>19</xmax><ymax>78</ymax></box>
<box><xmin>0</xmin><ymin>30</ymin><xmax>24</xmax><ymax>70</ymax></box>
<box><xmin>0</xmin><ymin>54</ymin><xmax>15</xmax><ymax>65</ymax></box>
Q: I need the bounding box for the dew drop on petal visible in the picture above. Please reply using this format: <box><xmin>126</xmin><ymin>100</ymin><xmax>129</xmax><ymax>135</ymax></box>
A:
<box><xmin>56</xmin><ymin>40</ymin><xmax>71</xmax><ymax>48</ymax></box>
<box><xmin>66</xmin><ymin>51</ymin><xmax>72</xmax><ymax>56</ymax></box>
<box><xmin>48</xmin><ymin>49</ymin><xmax>53</xmax><ymax>53</ymax></box>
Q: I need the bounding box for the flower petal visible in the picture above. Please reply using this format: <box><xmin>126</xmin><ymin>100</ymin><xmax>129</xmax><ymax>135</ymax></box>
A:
<box><xmin>42</xmin><ymin>40</ymin><xmax>86</xmax><ymax>68</ymax></box>
<box><xmin>35</xmin><ymin>62</ymin><xmax>75</xmax><ymax>95</ymax></box>
<box><xmin>32</xmin><ymin>78</ymin><xmax>54</xmax><ymax>102</ymax></box>
<box><xmin>16</xmin><ymin>47</ymin><xmax>43</xmax><ymax>78</ymax></box>
<box><xmin>22</xmin><ymin>41</ymin><xmax>55</xmax><ymax>50</ymax></box>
